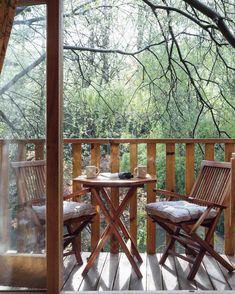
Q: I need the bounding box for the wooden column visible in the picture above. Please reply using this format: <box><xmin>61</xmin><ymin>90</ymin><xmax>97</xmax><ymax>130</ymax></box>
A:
<box><xmin>91</xmin><ymin>143</ymin><xmax>101</xmax><ymax>251</ymax></box>
<box><xmin>224</xmin><ymin>146</ymin><xmax>235</xmax><ymax>255</ymax></box>
<box><xmin>46</xmin><ymin>0</ymin><xmax>63</xmax><ymax>292</ymax></box>
<box><xmin>146</xmin><ymin>143</ymin><xmax>156</xmax><ymax>254</ymax></box>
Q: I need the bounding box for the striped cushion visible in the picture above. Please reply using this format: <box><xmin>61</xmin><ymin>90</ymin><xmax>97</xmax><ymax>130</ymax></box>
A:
<box><xmin>145</xmin><ymin>200</ymin><xmax>217</xmax><ymax>223</ymax></box>
<box><xmin>33</xmin><ymin>201</ymin><xmax>96</xmax><ymax>221</ymax></box>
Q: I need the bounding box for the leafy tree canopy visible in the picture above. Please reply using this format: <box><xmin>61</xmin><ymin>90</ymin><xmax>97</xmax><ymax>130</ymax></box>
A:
<box><xmin>0</xmin><ymin>0</ymin><xmax>234</xmax><ymax>139</ymax></box>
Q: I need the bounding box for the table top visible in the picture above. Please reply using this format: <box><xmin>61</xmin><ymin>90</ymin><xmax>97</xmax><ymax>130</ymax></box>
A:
<box><xmin>74</xmin><ymin>173</ymin><xmax>157</xmax><ymax>187</ymax></box>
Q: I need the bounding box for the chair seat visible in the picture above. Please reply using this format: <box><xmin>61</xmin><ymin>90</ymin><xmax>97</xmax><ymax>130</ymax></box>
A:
<box><xmin>145</xmin><ymin>200</ymin><xmax>217</xmax><ymax>223</ymax></box>
<box><xmin>33</xmin><ymin>201</ymin><xmax>96</xmax><ymax>221</ymax></box>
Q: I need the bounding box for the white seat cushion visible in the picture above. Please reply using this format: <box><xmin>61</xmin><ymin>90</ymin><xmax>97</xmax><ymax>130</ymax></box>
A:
<box><xmin>145</xmin><ymin>200</ymin><xmax>217</xmax><ymax>223</ymax></box>
<box><xmin>33</xmin><ymin>201</ymin><xmax>96</xmax><ymax>221</ymax></box>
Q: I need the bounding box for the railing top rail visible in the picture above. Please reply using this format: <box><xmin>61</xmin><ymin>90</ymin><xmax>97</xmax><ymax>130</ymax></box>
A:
<box><xmin>1</xmin><ymin>138</ymin><xmax>235</xmax><ymax>145</ymax></box>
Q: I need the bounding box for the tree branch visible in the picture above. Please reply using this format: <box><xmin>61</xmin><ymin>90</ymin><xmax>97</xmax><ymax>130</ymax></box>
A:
<box><xmin>183</xmin><ymin>0</ymin><xmax>235</xmax><ymax>48</ymax></box>
<box><xmin>0</xmin><ymin>54</ymin><xmax>45</xmax><ymax>96</ymax></box>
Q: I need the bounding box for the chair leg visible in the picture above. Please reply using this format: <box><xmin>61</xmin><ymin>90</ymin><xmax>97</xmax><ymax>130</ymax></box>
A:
<box><xmin>183</xmin><ymin>224</ymin><xmax>235</xmax><ymax>279</ymax></box>
<box><xmin>73</xmin><ymin>243</ymin><xmax>83</xmax><ymax>265</ymax></box>
<box><xmin>187</xmin><ymin>248</ymin><xmax>206</xmax><ymax>280</ymax></box>
<box><xmin>159</xmin><ymin>226</ymin><xmax>180</xmax><ymax>265</ymax></box>
<box><xmin>65</xmin><ymin>223</ymin><xmax>83</xmax><ymax>265</ymax></box>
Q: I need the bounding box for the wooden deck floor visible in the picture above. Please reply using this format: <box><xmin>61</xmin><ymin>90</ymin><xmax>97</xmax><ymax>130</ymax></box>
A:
<box><xmin>63</xmin><ymin>252</ymin><xmax>235</xmax><ymax>291</ymax></box>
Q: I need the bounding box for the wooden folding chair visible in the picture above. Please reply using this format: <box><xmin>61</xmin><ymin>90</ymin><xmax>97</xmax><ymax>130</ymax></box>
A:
<box><xmin>146</xmin><ymin>160</ymin><xmax>235</xmax><ymax>280</ymax></box>
<box><xmin>12</xmin><ymin>160</ymin><xmax>96</xmax><ymax>265</ymax></box>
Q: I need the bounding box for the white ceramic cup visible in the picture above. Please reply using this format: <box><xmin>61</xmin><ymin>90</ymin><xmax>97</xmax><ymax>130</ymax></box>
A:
<box><xmin>86</xmin><ymin>166</ymin><xmax>100</xmax><ymax>178</ymax></box>
<box><xmin>134</xmin><ymin>165</ymin><xmax>147</xmax><ymax>178</ymax></box>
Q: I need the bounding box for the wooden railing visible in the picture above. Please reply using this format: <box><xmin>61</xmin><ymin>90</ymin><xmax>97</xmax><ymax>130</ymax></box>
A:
<box><xmin>0</xmin><ymin>138</ymin><xmax>235</xmax><ymax>255</ymax></box>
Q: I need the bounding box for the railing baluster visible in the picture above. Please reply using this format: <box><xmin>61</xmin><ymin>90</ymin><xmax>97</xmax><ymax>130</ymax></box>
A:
<box><xmin>185</xmin><ymin>143</ymin><xmax>195</xmax><ymax>195</ymax></box>
<box><xmin>72</xmin><ymin>143</ymin><xmax>82</xmax><ymax>192</ymax></box>
<box><xmin>16</xmin><ymin>141</ymin><xmax>27</xmax><ymax>251</ymax></box>
<box><xmin>35</xmin><ymin>141</ymin><xmax>45</xmax><ymax>160</ymax></box>
<box><xmin>224</xmin><ymin>144</ymin><xmax>235</xmax><ymax>255</ymax></box>
<box><xmin>110</xmin><ymin>142</ymin><xmax>120</xmax><ymax>253</ymax></box>
<box><xmin>72</xmin><ymin>143</ymin><xmax>82</xmax><ymax>252</ymax></box>
<box><xmin>205</xmin><ymin>143</ymin><xmax>214</xmax><ymax>160</ymax></box>
<box><xmin>91</xmin><ymin>143</ymin><xmax>101</xmax><ymax>251</ymax></box>
<box><xmin>17</xmin><ymin>142</ymin><xmax>26</xmax><ymax>161</ymax></box>
<box><xmin>130</xmin><ymin>143</ymin><xmax>138</xmax><ymax>251</ymax></box>
<box><xmin>165</xmin><ymin>143</ymin><xmax>175</xmax><ymax>246</ymax></box>
<box><xmin>146</xmin><ymin>143</ymin><xmax>156</xmax><ymax>254</ymax></box>
<box><xmin>205</xmin><ymin>143</ymin><xmax>215</xmax><ymax>246</ymax></box>
<box><xmin>166</xmin><ymin>143</ymin><xmax>175</xmax><ymax>192</ymax></box>
<box><xmin>0</xmin><ymin>142</ymin><xmax>10</xmax><ymax>252</ymax></box>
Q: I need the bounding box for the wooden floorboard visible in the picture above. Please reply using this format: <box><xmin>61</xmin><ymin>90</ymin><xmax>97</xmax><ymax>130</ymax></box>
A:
<box><xmin>63</xmin><ymin>252</ymin><xmax>235</xmax><ymax>291</ymax></box>
<box><xmin>112</xmin><ymin>253</ymin><xmax>132</xmax><ymax>290</ymax></box>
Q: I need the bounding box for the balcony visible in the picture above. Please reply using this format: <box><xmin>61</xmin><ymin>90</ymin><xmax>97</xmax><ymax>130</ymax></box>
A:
<box><xmin>0</xmin><ymin>137</ymin><xmax>235</xmax><ymax>292</ymax></box>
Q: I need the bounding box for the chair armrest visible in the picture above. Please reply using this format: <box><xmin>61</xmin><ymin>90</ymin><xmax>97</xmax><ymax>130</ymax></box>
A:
<box><xmin>154</xmin><ymin>188</ymin><xmax>189</xmax><ymax>200</ymax></box>
<box><xmin>63</xmin><ymin>188</ymin><xmax>91</xmax><ymax>201</ymax></box>
<box><xmin>154</xmin><ymin>189</ymin><xmax>226</xmax><ymax>209</ymax></box>
<box><xmin>188</xmin><ymin>197</ymin><xmax>227</xmax><ymax>209</ymax></box>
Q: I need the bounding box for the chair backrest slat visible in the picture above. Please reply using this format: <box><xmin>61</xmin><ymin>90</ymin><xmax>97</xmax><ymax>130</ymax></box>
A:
<box><xmin>190</xmin><ymin>160</ymin><xmax>231</xmax><ymax>205</ymax></box>
<box><xmin>12</xmin><ymin>160</ymin><xmax>46</xmax><ymax>205</ymax></box>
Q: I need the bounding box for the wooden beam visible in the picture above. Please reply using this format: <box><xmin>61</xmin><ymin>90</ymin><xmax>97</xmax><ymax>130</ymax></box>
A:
<box><xmin>46</xmin><ymin>0</ymin><xmax>63</xmax><ymax>292</ymax></box>
<box><xmin>17</xmin><ymin>0</ymin><xmax>47</xmax><ymax>7</ymax></box>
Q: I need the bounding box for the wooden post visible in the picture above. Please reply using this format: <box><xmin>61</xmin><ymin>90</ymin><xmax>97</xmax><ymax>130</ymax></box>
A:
<box><xmin>166</xmin><ymin>143</ymin><xmax>175</xmax><ymax>192</ymax></box>
<box><xmin>0</xmin><ymin>142</ymin><xmax>9</xmax><ymax>252</ymax></box>
<box><xmin>91</xmin><ymin>143</ymin><xmax>101</xmax><ymax>251</ymax></box>
<box><xmin>205</xmin><ymin>143</ymin><xmax>214</xmax><ymax>160</ymax></box>
<box><xmin>204</xmin><ymin>143</ymin><xmax>215</xmax><ymax>245</ymax></box>
<box><xmin>35</xmin><ymin>141</ymin><xmax>45</xmax><ymax>160</ymax></box>
<box><xmin>71</xmin><ymin>143</ymin><xmax>82</xmax><ymax>254</ymax></box>
<box><xmin>17</xmin><ymin>142</ymin><xmax>26</xmax><ymax>161</ymax></box>
<box><xmin>46</xmin><ymin>0</ymin><xmax>63</xmax><ymax>292</ymax></box>
<box><xmin>15</xmin><ymin>142</ymin><xmax>28</xmax><ymax>252</ymax></box>
<box><xmin>224</xmin><ymin>152</ymin><xmax>235</xmax><ymax>255</ymax></box>
<box><xmin>165</xmin><ymin>143</ymin><xmax>175</xmax><ymax>245</ymax></box>
<box><xmin>72</xmin><ymin>143</ymin><xmax>82</xmax><ymax>193</ymax></box>
<box><xmin>146</xmin><ymin>143</ymin><xmax>156</xmax><ymax>254</ymax></box>
<box><xmin>185</xmin><ymin>143</ymin><xmax>195</xmax><ymax>195</ymax></box>
<box><xmin>110</xmin><ymin>142</ymin><xmax>119</xmax><ymax>253</ymax></box>
<box><xmin>130</xmin><ymin>143</ymin><xmax>138</xmax><ymax>251</ymax></box>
